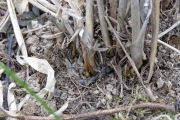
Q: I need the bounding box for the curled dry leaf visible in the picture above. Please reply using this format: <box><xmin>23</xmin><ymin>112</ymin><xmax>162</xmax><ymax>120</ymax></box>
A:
<box><xmin>17</xmin><ymin>94</ymin><xmax>31</xmax><ymax>111</ymax></box>
<box><xmin>14</xmin><ymin>0</ymin><xmax>29</xmax><ymax>14</ymax></box>
<box><xmin>16</xmin><ymin>56</ymin><xmax>56</xmax><ymax>99</ymax></box>
<box><xmin>40</xmin><ymin>32</ymin><xmax>64</xmax><ymax>39</ymax></box>
<box><xmin>39</xmin><ymin>100</ymin><xmax>57</xmax><ymax>116</ymax></box>
<box><xmin>0</xmin><ymin>81</ymin><xmax>21</xmax><ymax>118</ymax></box>
<box><xmin>51</xmin><ymin>0</ymin><xmax>83</xmax><ymax>20</ymax></box>
<box><xmin>156</xmin><ymin>78</ymin><xmax>164</xmax><ymax>89</ymax></box>
<box><xmin>79</xmin><ymin>27</ymin><xmax>94</xmax><ymax>50</ymax></box>
<box><xmin>49</xmin><ymin>101</ymin><xmax>69</xmax><ymax>116</ymax></box>
<box><xmin>7</xmin><ymin>0</ymin><xmax>28</xmax><ymax>57</ymax></box>
<box><xmin>8</xmin><ymin>83</ymin><xmax>18</xmax><ymax>120</ymax></box>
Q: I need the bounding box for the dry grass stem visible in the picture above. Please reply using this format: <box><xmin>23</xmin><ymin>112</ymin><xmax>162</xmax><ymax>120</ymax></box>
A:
<box><xmin>130</xmin><ymin>0</ymin><xmax>152</xmax><ymax>70</ymax></box>
<box><xmin>22</xmin><ymin>24</ymin><xmax>50</xmax><ymax>34</ymax></box>
<box><xmin>105</xmin><ymin>16</ymin><xmax>156</xmax><ymax>101</ymax></box>
<box><xmin>85</xmin><ymin>0</ymin><xmax>94</xmax><ymax>38</ymax></box>
<box><xmin>157</xmin><ymin>39</ymin><xmax>180</xmax><ymax>53</ymax></box>
<box><xmin>0</xmin><ymin>11</ymin><xmax>10</xmax><ymax>33</ymax></box>
<box><xmin>27</xmin><ymin>0</ymin><xmax>56</xmax><ymax>17</ymax></box>
<box><xmin>158</xmin><ymin>19</ymin><xmax>180</xmax><ymax>38</ymax></box>
<box><xmin>147</xmin><ymin>0</ymin><xmax>160</xmax><ymax>83</ymax></box>
<box><xmin>36</xmin><ymin>0</ymin><xmax>57</xmax><ymax>12</ymax></box>
<box><xmin>85</xmin><ymin>0</ymin><xmax>95</xmax><ymax>67</ymax></box>
<box><xmin>7</xmin><ymin>0</ymin><xmax>27</xmax><ymax>56</ymax></box>
<box><xmin>130</xmin><ymin>0</ymin><xmax>141</xmax><ymax>69</ymax></box>
<box><xmin>131</xmin><ymin>0</ymin><xmax>140</xmax><ymax>42</ymax></box>
<box><xmin>22</xmin><ymin>102</ymin><xmax>175</xmax><ymax>120</ymax></box>
<box><xmin>109</xmin><ymin>0</ymin><xmax>117</xmax><ymax>19</ymax></box>
<box><xmin>116</xmin><ymin>0</ymin><xmax>127</xmax><ymax>58</ymax></box>
<box><xmin>97</xmin><ymin>0</ymin><xmax>111</xmax><ymax>47</ymax></box>
<box><xmin>51</xmin><ymin>0</ymin><xmax>83</xmax><ymax>20</ymax></box>
<box><xmin>117</xmin><ymin>0</ymin><xmax>126</xmax><ymax>32</ymax></box>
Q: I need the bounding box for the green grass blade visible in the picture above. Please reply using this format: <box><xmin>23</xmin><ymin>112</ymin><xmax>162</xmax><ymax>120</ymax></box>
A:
<box><xmin>0</xmin><ymin>62</ymin><xmax>61</xmax><ymax>120</ymax></box>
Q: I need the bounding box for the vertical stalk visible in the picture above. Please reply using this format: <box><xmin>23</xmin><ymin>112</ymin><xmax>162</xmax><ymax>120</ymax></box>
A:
<box><xmin>131</xmin><ymin>0</ymin><xmax>140</xmax><ymax>43</ymax></box>
<box><xmin>86</xmin><ymin>0</ymin><xmax>95</xmax><ymax>67</ymax></box>
<box><xmin>130</xmin><ymin>0</ymin><xmax>141</xmax><ymax>69</ymax></box>
<box><xmin>86</xmin><ymin>0</ymin><xmax>94</xmax><ymax>38</ymax></box>
<box><xmin>147</xmin><ymin>0</ymin><xmax>160</xmax><ymax>83</ymax></box>
<box><xmin>118</xmin><ymin>0</ymin><xmax>127</xmax><ymax>32</ymax></box>
<box><xmin>109</xmin><ymin>0</ymin><xmax>117</xmax><ymax>19</ymax></box>
<box><xmin>97</xmin><ymin>0</ymin><xmax>111</xmax><ymax>47</ymax></box>
<box><xmin>116</xmin><ymin>0</ymin><xmax>127</xmax><ymax>58</ymax></box>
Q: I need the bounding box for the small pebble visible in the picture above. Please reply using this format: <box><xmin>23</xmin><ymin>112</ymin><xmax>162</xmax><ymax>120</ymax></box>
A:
<box><xmin>60</xmin><ymin>92</ymin><xmax>67</xmax><ymax>100</ymax></box>
<box><xmin>112</xmin><ymin>88</ymin><xmax>117</xmax><ymax>95</ymax></box>
<box><xmin>170</xmin><ymin>53</ymin><xmax>175</xmax><ymax>59</ymax></box>
<box><xmin>93</xmin><ymin>90</ymin><xmax>99</xmax><ymax>95</ymax></box>
<box><xmin>106</xmin><ymin>84</ymin><xmax>113</xmax><ymax>92</ymax></box>
<box><xmin>161</xmin><ymin>49</ymin><xmax>166</xmax><ymax>53</ymax></box>
<box><xmin>106</xmin><ymin>92</ymin><xmax>112</xmax><ymax>99</ymax></box>
<box><xmin>158</xmin><ymin>45</ymin><xmax>163</xmax><ymax>51</ymax></box>
<box><xmin>101</xmin><ymin>98</ymin><xmax>106</xmax><ymax>105</ymax></box>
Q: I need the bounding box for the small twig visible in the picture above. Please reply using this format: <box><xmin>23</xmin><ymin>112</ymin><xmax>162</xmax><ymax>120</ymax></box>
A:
<box><xmin>22</xmin><ymin>102</ymin><xmax>176</xmax><ymax>120</ymax></box>
<box><xmin>125</xmin><ymin>85</ymin><xmax>139</xmax><ymax>119</ymax></box>
<box><xmin>27</xmin><ymin>0</ymin><xmax>56</xmax><ymax>17</ymax></box>
<box><xmin>4</xmin><ymin>34</ymin><xmax>13</xmax><ymax>109</ymax></box>
<box><xmin>156</xmin><ymin>19</ymin><xmax>180</xmax><ymax>54</ymax></box>
<box><xmin>7</xmin><ymin>0</ymin><xmax>28</xmax><ymax>56</ymax></box>
<box><xmin>158</xmin><ymin>39</ymin><xmax>180</xmax><ymax>53</ymax></box>
<box><xmin>158</xmin><ymin>19</ymin><xmax>180</xmax><ymax>38</ymax></box>
<box><xmin>0</xmin><ymin>12</ymin><xmax>11</xmax><ymax>34</ymax></box>
<box><xmin>152</xmin><ymin>114</ymin><xmax>172</xmax><ymax>120</ymax></box>
<box><xmin>22</xmin><ymin>23</ymin><xmax>50</xmax><ymax>34</ymax></box>
<box><xmin>51</xmin><ymin>0</ymin><xmax>83</xmax><ymax>20</ymax></box>
<box><xmin>69</xmin><ymin>78</ymin><xmax>83</xmax><ymax>102</ymax></box>
<box><xmin>0</xmin><ymin>0</ymin><xmax>22</xmax><ymax>5</ymax></box>
<box><xmin>73</xmin><ymin>79</ymin><xmax>92</xmax><ymax>89</ymax></box>
<box><xmin>105</xmin><ymin>16</ymin><xmax>156</xmax><ymax>101</ymax></box>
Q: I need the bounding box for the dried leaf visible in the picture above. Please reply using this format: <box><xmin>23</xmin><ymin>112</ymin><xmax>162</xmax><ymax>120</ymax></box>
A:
<box><xmin>49</xmin><ymin>102</ymin><xmax>69</xmax><ymax>116</ymax></box>
<box><xmin>0</xmin><ymin>81</ymin><xmax>21</xmax><ymax>118</ymax></box>
<box><xmin>51</xmin><ymin>0</ymin><xmax>83</xmax><ymax>20</ymax></box>
<box><xmin>19</xmin><ymin>19</ymin><xmax>31</xmax><ymax>26</ymax></box>
<box><xmin>8</xmin><ymin>83</ymin><xmax>18</xmax><ymax>113</ymax></box>
<box><xmin>156</xmin><ymin>78</ymin><xmax>164</xmax><ymax>89</ymax></box>
<box><xmin>32</xmin><ymin>6</ymin><xmax>40</xmax><ymax>16</ymax></box>
<box><xmin>14</xmin><ymin>0</ymin><xmax>29</xmax><ymax>14</ymax></box>
<box><xmin>7</xmin><ymin>0</ymin><xmax>28</xmax><ymax>56</ymax></box>
<box><xmin>37</xmin><ymin>17</ymin><xmax>44</xmax><ymax>25</ymax></box>
<box><xmin>22</xmin><ymin>11</ymin><xmax>36</xmax><ymax>19</ymax></box>
<box><xmin>16</xmin><ymin>56</ymin><xmax>56</xmax><ymax>99</ymax></box>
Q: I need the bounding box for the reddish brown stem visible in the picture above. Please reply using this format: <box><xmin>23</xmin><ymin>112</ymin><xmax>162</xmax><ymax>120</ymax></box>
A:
<box><xmin>22</xmin><ymin>102</ymin><xmax>175</xmax><ymax>120</ymax></box>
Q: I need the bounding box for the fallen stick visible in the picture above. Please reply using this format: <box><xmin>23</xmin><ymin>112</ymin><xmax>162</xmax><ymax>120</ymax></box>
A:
<box><xmin>21</xmin><ymin>102</ymin><xmax>175</xmax><ymax>120</ymax></box>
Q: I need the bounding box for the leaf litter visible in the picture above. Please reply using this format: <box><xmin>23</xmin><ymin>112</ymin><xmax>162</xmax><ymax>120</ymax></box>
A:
<box><xmin>0</xmin><ymin>0</ymin><xmax>180</xmax><ymax>120</ymax></box>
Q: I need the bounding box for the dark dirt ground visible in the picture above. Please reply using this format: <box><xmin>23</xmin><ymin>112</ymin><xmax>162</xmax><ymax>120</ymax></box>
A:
<box><xmin>0</xmin><ymin>0</ymin><xmax>180</xmax><ymax>120</ymax></box>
